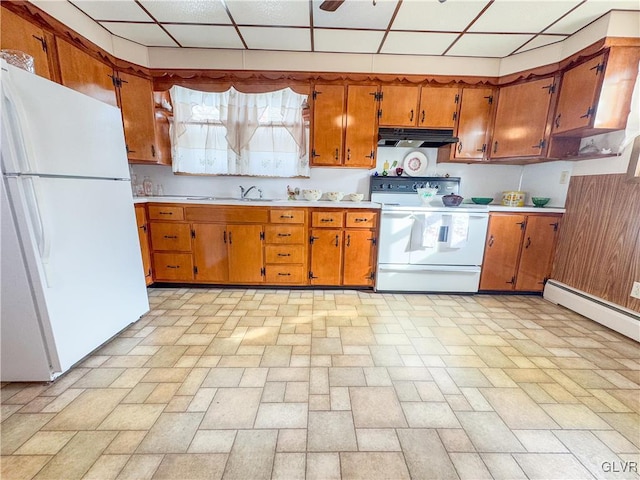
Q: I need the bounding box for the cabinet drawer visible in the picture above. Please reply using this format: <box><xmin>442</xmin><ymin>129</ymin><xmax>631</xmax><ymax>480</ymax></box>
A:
<box><xmin>265</xmin><ymin>245</ymin><xmax>305</xmax><ymax>264</ymax></box>
<box><xmin>150</xmin><ymin>223</ymin><xmax>192</xmax><ymax>251</ymax></box>
<box><xmin>270</xmin><ymin>209</ymin><xmax>305</xmax><ymax>224</ymax></box>
<box><xmin>346</xmin><ymin>211</ymin><xmax>377</xmax><ymax>228</ymax></box>
<box><xmin>148</xmin><ymin>205</ymin><xmax>184</xmax><ymax>221</ymax></box>
<box><xmin>264</xmin><ymin>225</ymin><xmax>305</xmax><ymax>244</ymax></box>
<box><xmin>266</xmin><ymin>265</ymin><xmax>305</xmax><ymax>284</ymax></box>
<box><xmin>186</xmin><ymin>206</ymin><xmax>268</xmax><ymax>223</ymax></box>
<box><xmin>153</xmin><ymin>253</ymin><xmax>193</xmax><ymax>281</ymax></box>
<box><xmin>312</xmin><ymin>211</ymin><xmax>344</xmax><ymax>227</ymax></box>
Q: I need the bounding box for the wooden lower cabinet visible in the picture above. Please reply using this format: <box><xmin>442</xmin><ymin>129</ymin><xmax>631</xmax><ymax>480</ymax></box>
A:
<box><xmin>147</xmin><ymin>204</ymin><xmax>377</xmax><ymax>288</ymax></box>
<box><xmin>227</xmin><ymin>224</ymin><xmax>264</xmax><ymax>283</ymax></box>
<box><xmin>134</xmin><ymin>204</ymin><xmax>153</xmax><ymax>285</ymax></box>
<box><xmin>310</xmin><ymin>229</ymin><xmax>344</xmax><ymax>286</ymax></box>
<box><xmin>480</xmin><ymin>212</ymin><xmax>561</xmax><ymax>292</ymax></box>
<box><xmin>309</xmin><ymin>209</ymin><xmax>378</xmax><ymax>287</ymax></box>
<box><xmin>192</xmin><ymin>223</ymin><xmax>228</xmax><ymax>282</ymax></box>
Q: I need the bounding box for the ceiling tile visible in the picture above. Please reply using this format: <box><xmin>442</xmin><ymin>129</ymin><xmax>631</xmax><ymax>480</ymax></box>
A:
<box><xmin>314</xmin><ymin>29</ymin><xmax>385</xmax><ymax>54</ymax></box>
<box><xmin>227</xmin><ymin>0</ymin><xmax>309</xmax><ymax>27</ymax></box>
<box><xmin>392</xmin><ymin>0</ymin><xmax>489</xmax><ymax>32</ymax></box>
<box><xmin>313</xmin><ymin>0</ymin><xmax>397</xmax><ymax>29</ymax></box>
<box><xmin>164</xmin><ymin>24</ymin><xmax>244</xmax><ymax>48</ymax></box>
<box><xmin>468</xmin><ymin>0</ymin><xmax>582</xmax><ymax>33</ymax></box>
<box><xmin>545</xmin><ymin>0</ymin><xmax>640</xmax><ymax>34</ymax></box>
<box><xmin>240</xmin><ymin>27</ymin><xmax>311</xmax><ymax>51</ymax></box>
<box><xmin>447</xmin><ymin>33</ymin><xmax>534</xmax><ymax>57</ymax></box>
<box><xmin>99</xmin><ymin>22</ymin><xmax>178</xmax><ymax>47</ymax></box>
<box><xmin>514</xmin><ymin>34</ymin><xmax>567</xmax><ymax>54</ymax></box>
<box><xmin>139</xmin><ymin>0</ymin><xmax>230</xmax><ymax>24</ymax></box>
<box><xmin>380</xmin><ymin>32</ymin><xmax>459</xmax><ymax>56</ymax></box>
<box><xmin>71</xmin><ymin>0</ymin><xmax>152</xmax><ymax>22</ymax></box>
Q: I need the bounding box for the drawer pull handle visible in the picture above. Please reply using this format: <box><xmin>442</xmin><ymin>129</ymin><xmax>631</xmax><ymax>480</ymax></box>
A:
<box><xmin>320</xmin><ymin>218</ymin><xmax>333</xmax><ymax>222</ymax></box>
<box><xmin>277</xmin><ymin>253</ymin><xmax>291</xmax><ymax>257</ymax></box>
<box><xmin>278</xmin><ymin>272</ymin><xmax>291</xmax><ymax>276</ymax></box>
<box><xmin>354</xmin><ymin>218</ymin><xmax>369</xmax><ymax>222</ymax></box>
<box><xmin>159</xmin><ymin>212</ymin><xmax>173</xmax><ymax>215</ymax></box>
<box><xmin>163</xmin><ymin>235</ymin><xmax>178</xmax><ymax>239</ymax></box>
<box><xmin>280</xmin><ymin>215</ymin><xmax>294</xmax><ymax>219</ymax></box>
<box><xmin>277</xmin><ymin>233</ymin><xmax>291</xmax><ymax>237</ymax></box>
<box><xmin>166</xmin><ymin>265</ymin><xmax>180</xmax><ymax>269</ymax></box>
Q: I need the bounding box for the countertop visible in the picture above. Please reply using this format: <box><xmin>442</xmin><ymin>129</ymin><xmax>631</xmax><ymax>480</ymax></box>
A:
<box><xmin>133</xmin><ymin>197</ymin><xmax>564</xmax><ymax>213</ymax></box>
<box><xmin>133</xmin><ymin>196</ymin><xmax>381</xmax><ymax>209</ymax></box>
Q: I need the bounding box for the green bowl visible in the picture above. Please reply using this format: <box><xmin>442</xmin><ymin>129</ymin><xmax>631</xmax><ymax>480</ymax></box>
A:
<box><xmin>531</xmin><ymin>197</ymin><xmax>551</xmax><ymax>207</ymax></box>
<box><xmin>471</xmin><ymin>197</ymin><xmax>493</xmax><ymax>205</ymax></box>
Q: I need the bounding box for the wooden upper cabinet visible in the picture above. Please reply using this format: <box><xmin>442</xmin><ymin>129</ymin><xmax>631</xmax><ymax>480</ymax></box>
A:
<box><xmin>344</xmin><ymin>85</ymin><xmax>378</xmax><ymax>168</ymax></box>
<box><xmin>1</xmin><ymin>8</ymin><xmax>51</xmax><ymax>79</ymax></box>
<box><xmin>553</xmin><ymin>48</ymin><xmax>640</xmax><ymax>136</ymax></box>
<box><xmin>515</xmin><ymin>215</ymin><xmax>560</xmax><ymax>291</ymax></box>
<box><xmin>452</xmin><ymin>88</ymin><xmax>494</xmax><ymax>161</ymax></box>
<box><xmin>56</xmin><ymin>38</ymin><xmax>117</xmax><ymax>107</ymax></box>
<box><xmin>311</xmin><ymin>84</ymin><xmax>345</xmax><ymax>166</ymax></box>
<box><xmin>418</xmin><ymin>87</ymin><xmax>459</xmax><ymax>128</ymax></box>
<box><xmin>379</xmin><ymin>85</ymin><xmax>420</xmax><ymax>127</ymax></box>
<box><xmin>490</xmin><ymin>77</ymin><xmax>555</xmax><ymax>159</ymax></box>
<box><xmin>117</xmin><ymin>72</ymin><xmax>158</xmax><ymax>163</ymax></box>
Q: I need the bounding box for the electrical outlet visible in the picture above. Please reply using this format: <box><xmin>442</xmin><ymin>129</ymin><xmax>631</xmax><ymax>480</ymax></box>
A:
<box><xmin>631</xmin><ymin>282</ymin><xmax>640</xmax><ymax>299</ymax></box>
<box><xmin>559</xmin><ymin>171</ymin><xmax>569</xmax><ymax>184</ymax></box>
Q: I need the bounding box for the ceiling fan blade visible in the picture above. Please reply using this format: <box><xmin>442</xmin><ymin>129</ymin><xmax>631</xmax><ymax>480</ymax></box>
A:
<box><xmin>319</xmin><ymin>0</ymin><xmax>345</xmax><ymax>12</ymax></box>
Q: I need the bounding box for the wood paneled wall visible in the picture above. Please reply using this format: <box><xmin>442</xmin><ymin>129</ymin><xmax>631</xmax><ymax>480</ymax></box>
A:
<box><xmin>552</xmin><ymin>174</ymin><xmax>640</xmax><ymax>312</ymax></box>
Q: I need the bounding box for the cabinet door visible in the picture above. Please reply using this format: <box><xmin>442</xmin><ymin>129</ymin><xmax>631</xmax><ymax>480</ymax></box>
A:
<box><xmin>117</xmin><ymin>72</ymin><xmax>157</xmax><ymax>163</ymax></box>
<box><xmin>515</xmin><ymin>215</ymin><xmax>560</xmax><ymax>291</ymax></box>
<box><xmin>1</xmin><ymin>8</ymin><xmax>51</xmax><ymax>79</ymax></box>
<box><xmin>344</xmin><ymin>85</ymin><xmax>378</xmax><ymax>168</ymax></box>
<box><xmin>453</xmin><ymin>88</ymin><xmax>494</xmax><ymax>161</ymax></box>
<box><xmin>311</xmin><ymin>84</ymin><xmax>344</xmax><ymax>166</ymax></box>
<box><xmin>379</xmin><ymin>85</ymin><xmax>420</xmax><ymax>127</ymax></box>
<box><xmin>227</xmin><ymin>224</ymin><xmax>264</xmax><ymax>283</ymax></box>
<box><xmin>343</xmin><ymin>229</ymin><xmax>375</xmax><ymax>286</ymax></box>
<box><xmin>553</xmin><ymin>54</ymin><xmax>604</xmax><ymax>135</ymax></box>
<box><xmin>491</xmin><ymin>78</ymin><xmax>554</xmax><ymax>159</ymax></box>
<box><xmin>479</xmin><ymin>215</ymin><xmax>525</xmax><ymax>290</ymax></box>
<box><xmin>419</xmin><ymin>87</ymin><xmax>458</xmax><ymax>128</ymax></box>
<box><xmin>192</xmin><ymin>223</ymin><xmax>228</xmax><ymax>282</ymax></box>
<box><xmin>56</xmin><ymin>38</ymin><xmax>117</xmax><ymax>107</ymax></box>
<box><xmin>310</xmin><ymin>229</ymin><xmax>343</xmax><ymax>285</ymax></box>
<box><xmin>134</xmin><ymin>205</ymin><xmax>153</xmax><ymax>285</ymax></box>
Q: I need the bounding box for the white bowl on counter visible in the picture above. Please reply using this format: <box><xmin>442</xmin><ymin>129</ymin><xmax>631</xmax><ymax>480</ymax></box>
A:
<box><xmin>326</xmin><ymin>191</ymin><xmax>344</xmax><ymax>201</ymax></box>
<box><xmin>302</xmin><ymin>189</ymin><xmax>322</xmax><ymax>201</ymax></box>
<box><xmin>346</xmin><ymin>193</ymin><xmax>364</xmax><ymax>202</ymax></box>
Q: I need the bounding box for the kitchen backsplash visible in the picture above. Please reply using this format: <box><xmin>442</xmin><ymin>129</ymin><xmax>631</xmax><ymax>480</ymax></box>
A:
<box><xmin>131</xmin><ymin>147</ymin><xmax>573</xmax><ymax>206</ymax></box>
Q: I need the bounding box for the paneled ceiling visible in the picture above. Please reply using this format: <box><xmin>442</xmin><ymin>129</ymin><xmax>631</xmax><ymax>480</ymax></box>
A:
<box><xmin>68</xmin><ymin>0</ymin><xmax>640</xmax><ymax>58</ymax></box>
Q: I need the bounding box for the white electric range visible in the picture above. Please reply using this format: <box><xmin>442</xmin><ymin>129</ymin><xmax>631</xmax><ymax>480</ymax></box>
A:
<box><xmin>370</xmin><ymin>176</ymin><xmax>489</xmax><ymax>293</ymax></box>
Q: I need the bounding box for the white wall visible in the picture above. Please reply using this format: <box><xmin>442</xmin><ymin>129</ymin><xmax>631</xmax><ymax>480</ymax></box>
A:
<box><xmin>132</xmin><ymin>146</ymin><xmax>572</xmax><ymax>207</ymax></box>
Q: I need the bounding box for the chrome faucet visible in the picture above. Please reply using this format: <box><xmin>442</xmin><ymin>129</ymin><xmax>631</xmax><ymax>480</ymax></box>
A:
<box><xmin>239</xmin><ymin>185</ymin><xmax>263</xmax><ymax>199</ymax></box>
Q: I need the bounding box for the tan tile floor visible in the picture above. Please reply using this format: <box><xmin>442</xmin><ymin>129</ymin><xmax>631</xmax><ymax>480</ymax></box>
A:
<box><xmin>2</xmin><ymin>288</ymin><xmax>639</xmax><ymax>480</ymax></box>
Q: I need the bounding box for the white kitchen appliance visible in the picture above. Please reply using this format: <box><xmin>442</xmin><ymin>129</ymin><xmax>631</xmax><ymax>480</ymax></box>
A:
<box><xmin>371</xmin><ymin>176</ymin><xmax>489</xmax><ymax>292</ymax></box>
<box><xmin>1</xmin><ymin>60</ymin><xmax>149</xmax><ymax>381</ymax></box>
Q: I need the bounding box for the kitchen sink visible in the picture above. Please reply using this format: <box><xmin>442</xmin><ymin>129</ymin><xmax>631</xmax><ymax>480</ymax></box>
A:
<box><xmin>185</xmin><ymin>196</ymin><xmax>277</xmax><ymax>202</ymax></box>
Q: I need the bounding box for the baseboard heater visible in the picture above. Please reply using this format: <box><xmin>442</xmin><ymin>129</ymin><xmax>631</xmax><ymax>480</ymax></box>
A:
<box><xmin>544</xmin><ymin>280</ymin><xmax>640</xmax><ymax>342</ymax></box>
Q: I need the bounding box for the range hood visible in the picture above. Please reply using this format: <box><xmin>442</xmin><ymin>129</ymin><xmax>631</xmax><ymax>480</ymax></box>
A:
<box><xmin>378</xmin><ymin>127</ymin><xmax>459</xmax><ymax>148</ymax></box>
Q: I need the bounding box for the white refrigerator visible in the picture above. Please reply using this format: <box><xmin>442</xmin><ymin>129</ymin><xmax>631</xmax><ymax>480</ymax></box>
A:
<box><xmin>1</xmin><ymin>60</ymin><xmax>149</xmax><ymax>381</ymax></box>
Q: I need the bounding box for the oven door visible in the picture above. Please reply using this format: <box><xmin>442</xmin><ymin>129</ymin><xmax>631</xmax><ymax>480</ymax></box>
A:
<box><xmin>377</xmin><ymin>211</ymin><xmax>413</xmax><ymax>265</ymax></box>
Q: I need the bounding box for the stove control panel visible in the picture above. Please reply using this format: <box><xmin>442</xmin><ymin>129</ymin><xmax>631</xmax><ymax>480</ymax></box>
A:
<box><xmin>370</xmin><ymin>176</ymin><xmax>460</xmax><ymax>195</ymax></box>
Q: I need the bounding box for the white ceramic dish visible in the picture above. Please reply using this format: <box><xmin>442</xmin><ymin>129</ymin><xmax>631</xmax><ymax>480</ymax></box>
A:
<box><xmin>403</xmin><ymin>151</ymin><xmax>428</xmax><ymax>176</ymax></box>
<box><xmin>346</xmin><ymin>193</ymin><xmax>364</xmax><ymax>202</ymax></box>
<box><xmin>326</xmin><ymin>191</ymin><xmax>344</xmax><ymax>201</ymax></box>
<box><xmin>302</xmin><ymin>189</ymin><xmax>322</xmax><ymax>201</ymax></box>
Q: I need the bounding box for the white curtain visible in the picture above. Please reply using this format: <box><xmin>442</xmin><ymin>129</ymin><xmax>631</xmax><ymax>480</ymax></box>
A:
<box><xmin>170</xmin><ymin>85</ymin><xmax>309</xmax><ymax>177</ymax></box>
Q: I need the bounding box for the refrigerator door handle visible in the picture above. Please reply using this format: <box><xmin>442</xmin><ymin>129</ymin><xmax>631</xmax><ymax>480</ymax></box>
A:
<box><xmin>22</xmin><ymin>177</ymin><xmax>52</xmax><ymax>286</ymax></box>
<box><xmin>1</xmin><ymin>74</ymin><xmax>35</xmax><ymax>173</ymax></box>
